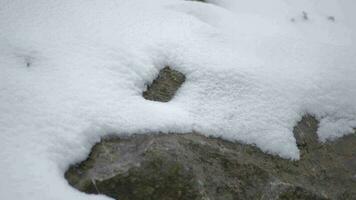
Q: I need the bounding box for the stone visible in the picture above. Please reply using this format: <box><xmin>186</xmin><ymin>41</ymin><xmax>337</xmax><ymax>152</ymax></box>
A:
<box><xmin>142</xmin><ymin>66</ymin><xmax>185</xmax><ymax>102</ymax></box>
<box><xmin>65</xmin><ymin>116</ymin><xmax>356</xmax><ymax>200</ymax></box>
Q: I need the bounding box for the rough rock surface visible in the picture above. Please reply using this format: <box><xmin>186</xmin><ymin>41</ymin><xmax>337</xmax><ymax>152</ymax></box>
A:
<box><xmin>65</xmin><ymin>67</ymin><xmax>356</xmax><ymax>200</ymax></box>
<box><xmin>65</xmin><ymin>118</ymin><xmax>356</xmax><ymax>200</ymax></box>
<box><xmin>142</xmin><ymin>66</ymin><xmax>185</xmax><ymax>102</ymax></box>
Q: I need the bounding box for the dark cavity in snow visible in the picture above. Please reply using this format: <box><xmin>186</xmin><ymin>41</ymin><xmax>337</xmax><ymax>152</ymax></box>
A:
<box><xmin>188</xmin><ymin>0</ymin><xmax>207</xmax><ymax>2</ymax></box>
<box><xmin>327</xmin><ymin>16</ymin><xmax>335</xmax><ymax>22</ymax></box>
<box><xmin>143</xmin><ymin>66</ymin><xmax>185</xmax><ymax>102</ymax></box>
<box><xmin>65</xmin><ymin>115</ymin><xmax>356</xmax><ymax>200</ymax></box>
<box><xmin>302</xmin><ymin>11</ymin><xmax>309</xmax><ymax>21</ymax></box>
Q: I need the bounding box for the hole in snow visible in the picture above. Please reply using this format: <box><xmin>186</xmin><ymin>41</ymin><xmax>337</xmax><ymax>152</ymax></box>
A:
<box><xmin>142</xmin><ymin>66</ymin><xmax>186</xmax><ymax>102</ymax></box>
<box><xmin>187</xmin><ymin>0</ymin><xmax>207</xmax><ymax>2</ymax></box>
<box><xmin>327</xmin><ymin>16</ymin><xmax>335</xmax><ymax>22</ymax></box>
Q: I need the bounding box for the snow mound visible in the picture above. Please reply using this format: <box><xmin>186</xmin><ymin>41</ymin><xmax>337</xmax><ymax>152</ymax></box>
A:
<box><xmin>0</xmin><ymin>0</ymin><xmax>355</xmax><ymax>199</ymax></box>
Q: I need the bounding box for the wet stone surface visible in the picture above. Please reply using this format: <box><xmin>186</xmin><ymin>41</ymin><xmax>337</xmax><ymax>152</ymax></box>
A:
<box><xmin>65</xmin><ymin>115</ymin><xmax>356</xmax><ymax>200</ymax></box>
<box><xmin>142</xmin><ymin>66</ymin><xmax>185</xmax><ymax>102</ymax></box>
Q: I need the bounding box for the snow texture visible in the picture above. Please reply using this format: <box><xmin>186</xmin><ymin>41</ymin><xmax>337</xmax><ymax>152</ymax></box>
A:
<box><xmin>0</xmin><ymin>0</ymin><xmax>355</xmax><ymax>199</ymax></box>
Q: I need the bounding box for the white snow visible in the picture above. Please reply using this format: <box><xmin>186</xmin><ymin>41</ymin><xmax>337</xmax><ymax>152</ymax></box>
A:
<box><xmin>0</xmin><ymin>0</ymin><xmax>355</xmax><ymax>199</ymax></box>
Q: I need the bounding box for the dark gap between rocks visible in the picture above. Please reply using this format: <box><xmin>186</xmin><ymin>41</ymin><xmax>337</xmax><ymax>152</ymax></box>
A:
<box><xmin>143</xmin><ymin>66</ymin><xmax>186</xmax><ymax>102</ymax></box>
<box><xmin>65</xmin><ymin>115</ymin><xmax>356</xmax><ymax>200</ymax></box>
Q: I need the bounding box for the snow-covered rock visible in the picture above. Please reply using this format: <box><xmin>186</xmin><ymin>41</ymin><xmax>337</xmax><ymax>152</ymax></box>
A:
<box><xmin>0</xmin><ymin>0</ymin><xmax>356</xmax><ymax>199</ymax></box>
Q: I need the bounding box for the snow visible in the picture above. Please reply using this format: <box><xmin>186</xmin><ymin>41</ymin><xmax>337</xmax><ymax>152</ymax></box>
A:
<box><xmin>0</xmin><ymin>0</ymin><xmax>355</xmax><ymax>199</ymax></box>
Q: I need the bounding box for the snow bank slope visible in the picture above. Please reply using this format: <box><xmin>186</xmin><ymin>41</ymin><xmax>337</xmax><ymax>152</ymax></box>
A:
<box><xmin>0</xmin><ymin>0</ymin><xmax>355</xmax><ymax>199</ymax></box>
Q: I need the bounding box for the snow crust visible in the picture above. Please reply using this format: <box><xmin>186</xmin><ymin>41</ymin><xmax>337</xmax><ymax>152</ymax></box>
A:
<box><xmin>0</xmin><ymin>0</ymin><xmax>355</xmax><ymax>199</ymax></box>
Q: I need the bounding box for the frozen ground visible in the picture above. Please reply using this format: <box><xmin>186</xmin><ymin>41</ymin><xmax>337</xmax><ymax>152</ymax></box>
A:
<box><xmin>0</xmin><ymin>0</ymin><xmax>355</xmax><ymax>199</ymax></box>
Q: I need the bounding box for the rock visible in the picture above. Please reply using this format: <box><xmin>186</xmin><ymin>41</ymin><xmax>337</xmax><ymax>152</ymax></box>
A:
<box><xmin>66</xmin><ymin>68</ymin><xmax>356</xmax><ymax>199</ymax></box>
<box><xmin>65</xmin><ymin>116</ymin><xmax>356</xmax><ymax>200</ymax></box>
<box><xmin>143</xmin><ymin>66</ymin><xmax>185</xmax><ymax>102</ymax></box>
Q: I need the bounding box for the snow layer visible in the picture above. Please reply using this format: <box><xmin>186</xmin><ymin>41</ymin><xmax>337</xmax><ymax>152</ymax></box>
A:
<box><xmin>0</xmin><ymin>0</ymin><xmax>355</xmax><ymax>199</ymax></box>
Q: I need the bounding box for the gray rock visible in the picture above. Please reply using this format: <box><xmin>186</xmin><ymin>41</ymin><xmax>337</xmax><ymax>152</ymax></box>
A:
<box><xmin>142</xmin><ymin>66</ymin><xmax>185</xmax><ymax>102</ymax></box>
<box><xmin>65</xmin><ymin>116</ymin><xmax>356</xmax><ymax>200</ymax></box>
<box><xmin>66</xmin><ymin>67</ymin><xmax>356</xmax><ymax>199</ymax></box>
